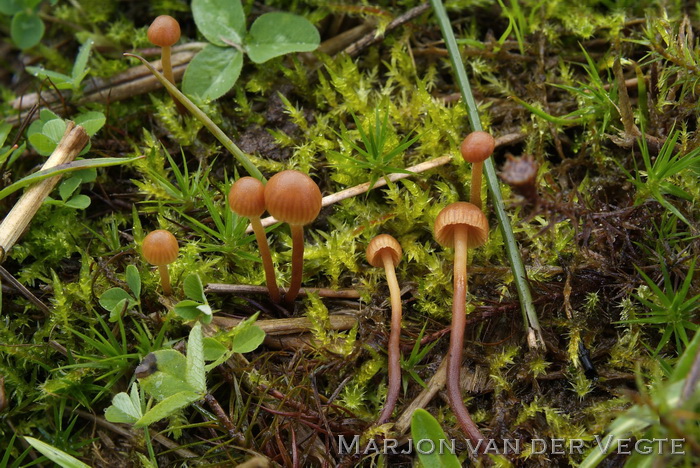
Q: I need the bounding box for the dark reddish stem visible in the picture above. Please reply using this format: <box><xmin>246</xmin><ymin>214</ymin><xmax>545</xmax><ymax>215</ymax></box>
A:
<box><xmin>447</xmin><ymin>226</ymin><xmax>486</xmax><ymax>448</ymax></box>
<box><xmin>376</xmin><ymin>251</ymin><xmax>402</xmax><ymax>425</ymax></box>
<box><xmin>285</xmin><ymin>224</ymin><xmax>304</xmax><ymax>303</ymax></box>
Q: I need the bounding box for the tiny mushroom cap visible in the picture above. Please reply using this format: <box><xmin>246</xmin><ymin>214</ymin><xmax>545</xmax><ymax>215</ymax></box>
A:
<box><xmin>142</xmin><ymin>230</ymin><xmax>179</xmax><ymax>266</ymax></box>
<box><xmin>264</xmin><ymin>170</ymin><xmax>322</xmax><ymax>226</ymax></box>
<box><xmin>434</xmin><ymin>202</ymin><xmax>489</xmax><ymax>249</ymax></box>
<box><xmin>366</xmin><ymin>234</ymin><xmax>402</xmax><ymax>268</ymax></box>
<box><xmin>229</xmin><ymin>177</ymin><xmax>266</xmax><ymax>218</ymax></box>
<box><xmin>147</xmin><ymin>15</ymin><xmax>181</xmax><ymax>47</ymax></box>
<box><xmin>460</xmin><ymin>131</ymin><xmax>495</xmax><ymax>164</ymax></box>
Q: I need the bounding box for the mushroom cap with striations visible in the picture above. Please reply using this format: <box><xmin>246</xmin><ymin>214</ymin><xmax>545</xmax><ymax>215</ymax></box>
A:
<box><xmin>142</xmin><ymin>229</ymin><xmax>179</xmax><ymax>266</ymax></box>
<box><xmin>366</xmin><ymin>234</ymin><xmax>402</xmax><ymax>268</ymax></box>
<box><xmin>460</xmin><ymin>131</ymin><xmax>495</xmax><ymax>164</ymax></box>
<box><xmin>264</xmin><ymin>170</ymin><xmax>322</xmax><ymax>226</ymax></box>
<box><xmin>228</xmin><ymin>177</ymin><xmax>266</xmax><ymax>218</ymax></box>
<box><xmin>147</xmin><ymin>15</ymin><xmax>181</xmax><ymax>47</ymax></box>
<box><xmin>434</xmin><ymin>202</ymin><xmax>489</xmax><ymax>249</ymax></box>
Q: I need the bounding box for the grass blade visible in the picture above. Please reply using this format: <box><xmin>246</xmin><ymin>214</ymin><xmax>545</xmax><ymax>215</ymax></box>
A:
<box><xmin>430</xmin><ymin>0</ymin><xmax>544</xmax><ymax>349</ymax></box>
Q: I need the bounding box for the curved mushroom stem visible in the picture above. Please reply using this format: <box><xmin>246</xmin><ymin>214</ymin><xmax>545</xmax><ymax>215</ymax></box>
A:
<box><xmin>158</xmin><ymin>264</ymin><xmax>173</xmax><ymax>295</ymax></box>
<box><xmin>249</xmin><ymin>216</ymin><xmax>281</xmax><ymax>303</ymax></box>
<box><xmin>285</xmin><ymin>224</ymin><xmax>305</xmax><ymax>303</ymax></box>
<box><xmin>469</xmin><ymin>161</ymin><xmax>484</xmax><ymax>210</ymax></box>
<box><xmin>447</xmin><ymin>226</ymin><xmax>486</xmax><ymax>448</ymax></box>
<box><xmin>376</xmin><ymin>250</ymin><xmax>403</xmax><ymax>425</ymax></box>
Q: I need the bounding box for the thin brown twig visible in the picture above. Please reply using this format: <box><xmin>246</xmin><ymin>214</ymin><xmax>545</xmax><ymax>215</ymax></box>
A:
<box><xmin>205</xmin><ymin>283</ymin><xmax>361</xmax><ymax>299</ymax></box>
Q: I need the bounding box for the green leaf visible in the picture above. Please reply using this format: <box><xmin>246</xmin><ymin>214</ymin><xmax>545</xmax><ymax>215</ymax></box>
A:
<box><xmin>107</xmin><ymin>298</ymin><xmax>127</xmax><ymax>322</ymax></box>
<box><xmin>246</xmin><ymin>12</ymin><xmax>320</xmax><ymax>64</ymax></box>
<box><xmin>0</xmin><ymin>156</ymin><xmax>143</xmax><ymax>201</ymax></box>
<box><xmin>71</xmin><ymin>38</ymin><xmax>93</xmax><ymax>85</ymax></box>
<box><xmin>64</xmin><ymin>194</ymin><xmax>91</xmax><ymax>210</ymax></box>
<box><xmin>25</xmin><ymin>66</ymin><xmax>73</xmax><ymax>89</ymax></box>
<box><xmin>410</xmin><ymin>409</ymin><xmax>462</xmax><ymax>468</ymax></box>
<box><xmin>192</xmin><ymin>0</ymin><xmax>245</xmax><ymax>47</ymax></box>
<box><xmin>203</xmin><ymin>337</ymin><xmax>227</xmax><ymax>361</ymax></box>
<box><xmin>135</xmin><ymin>391</ymin><xmax>201</xmax><ymax>428</ymax></box>
<box><xmin>28</xmin><ymin>118</ymin><xmax>66</xmax><ymax>156</ymax></box>
<box><xmin>0</xmin><ymin>121</ymin><xmax>12</xmax><ymax>147</ymax></box>
<box><xmin>139</xmin><ymin>349</ymin><xmax>197</xmax><ymax>400</ymax></box>
<box><xmin>174</xmin><ymin>300</ymin><xmax>205</xmax><ymax>321</ymax></box>
<box><xmin>11</xmin><ymin>11</ymin><xmax>44</xmax><ymax>50</ymax></box>
<box><xmin>73</xmin><ymin>111</ymin><xmax>105</xmax><ymax>136</ymax></box>
<box><xmin>0</xmin><ymin>0</ymin><xmax>23</xmax><ymax>15</ymax></box>
<box><xmin>59</xmin><ymin>176</ymin><xmax>82</xmax><ymax>201</ymax></box>
<box><xmin>183</xmin><ymin>274</ymin><xmax>206</xmax><ymax>302</ymax></box>
<box><xmin>232</xmin><ymin>322</ymin><xmax>265</xmax><ymax>353</ymax></box>
<box><xmin>183</xmin><ymin>45</ymin><xmax>242</xmax><ymax>101</ymax></box>
<box><xmin>186</xmin><ymin>322</ymin><xmax>206</xmax><ymax>393</ymax></box>
<box><xmin>99</xmin><ymin>288</ymin><xmax>133</xmax><ymax>312</ymax></box>
<box><xmin>126</xmin><ymin>264</ymin><xmax>141</xmax><ymax>298</ymax></box>
<box><xmin>104</xmin><ymin>390</ymin><xmax>142</xmax><ymax>424</ymax></box>
<box><xmin>23</xmin><ymin>437</ymin><xmax>92</xmax><ymax>468</ymax></box>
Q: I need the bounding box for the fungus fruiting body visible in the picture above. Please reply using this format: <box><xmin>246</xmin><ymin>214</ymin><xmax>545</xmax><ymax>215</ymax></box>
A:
<box><xmin>366</xmin><ymin>234</ymin><xmax>403</xmax><ymax>425</ymax></box>
<box><xmin>264</xmin><ymin>170</ymin><xmax>322</xmax><ymax>303</ymax></box>
<box><xmin>142</xmin><ymin>229</ymin><xmax>179</xmax><ymax>295</ymax></box>
<box><xmin>460</xmin><ymin>131</ymin><xmax>495</xmax><ymax>210</ymax></box>
<box><xmin>434</xmin><ymin>202</ymin><xmax>488</xmax><ymax>446</ymax></box>
<box><xmin>229</xmin><ymin>177</ymin><xmax>280</xmax><ymax>303</ymax></box>
<box><xmin>147</xmin><ymin>15</ymin><xmax>181</xmax><ymax>85</ymax></box>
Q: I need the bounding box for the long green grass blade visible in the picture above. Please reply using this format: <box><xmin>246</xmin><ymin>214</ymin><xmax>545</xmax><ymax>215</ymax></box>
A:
<box><xmin>123</xmin><ymin>53</ymin><xmax>263</xmax><ymax>181</ymax></box>
<box><xmin>430</xmin><ymin>0</ymin><xmax>544</xmax><ymax>349</ymax></box>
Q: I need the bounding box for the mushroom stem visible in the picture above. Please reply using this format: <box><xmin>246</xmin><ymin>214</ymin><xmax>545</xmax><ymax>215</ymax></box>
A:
<box><xmin>469</xmin><ymin>161</ymin><xmax>484</xmax><ymax>210</ymax></box>
<box><xmin>158</xmin><ymin>264</ymin><xmax>173</xmax><ymax>295</ymax></box>
<box><xmin>249</xmin><ymin>216</ymin><xmax>281</xmax><ymax>303</ymax></box>
<box><xmin>376</xmin><ymin>251</ymin><xmax>403</xmax><ymax>425</ymax></box>
<box><xmin>285</xmin><ymin>224</ymin><xmax>305</xmax><ymax>303</ymax></box>
<box><xmin>161</xmin><ymin>45</ymin><xmax>174</xmax><ymax>84</ymax></box>
<box><xmin>447</xmin><ymin>226</ymin><xmax>486</xmax><ymax>448</ymax></box>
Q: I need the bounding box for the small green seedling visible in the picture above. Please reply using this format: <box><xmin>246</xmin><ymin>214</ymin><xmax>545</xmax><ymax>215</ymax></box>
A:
<box><xmin>174</xmin><ymin>274</ymin><xmax>214</xmax><ymax>324</ymax></box>
<box><xmin>26</xmin><ymin>38</ymin><xmax>93</xmax><ymax>92</ymax></box>
<box><xmin>0</xmin><ymin>0</ymin><xmax>54</xmax><ymax>49</ymax></box>
<box><xmin>99</xmin><ymin>264</ymin><xmax>142</xmax><ymax>322</ymax></box>
<box><xmin>400</xmin><ymin>323</ymin><xmax>438</xmax><ymax>393</ymax></box>
<box><xmin>183</xmin><ymin>0</ymin><xmax>320</xmax><ymax>100</ymax></box>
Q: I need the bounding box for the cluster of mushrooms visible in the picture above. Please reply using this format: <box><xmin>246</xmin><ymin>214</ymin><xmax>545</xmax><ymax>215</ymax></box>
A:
<box><xmin>144</xmin><ymin>11</ymin><xmax>496</xmax><ymax>449</ymax></box>
<box><xmin>367</xmin><ymin>130</ymin><xmax>494</xmax><ymax>445</ymax></box>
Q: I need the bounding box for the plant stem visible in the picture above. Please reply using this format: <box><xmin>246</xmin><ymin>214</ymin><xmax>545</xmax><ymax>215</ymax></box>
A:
<box><xmin>158</xmin><ymin>265</ymin><xmax>172</xmax><ymax>295</ymax></box>
<box><xmin>376</xmin><ymin>251</ymin><xmax>403</xmax><ymax>425</ymax></box>
<box><xmin>123</xmin><ymin>53</ymin><xmax>263</xmax><ymax>181</ymax></box>
<box><xmin>448</xmin><ymin>227</ymin><xmax>485</xmax><ymax>447</ymax></box>
<box><xmin>285</xmin><ymin>224</ymin><xmax>305</xmax><ymax>303</ymax></box>
<box><xmin>470</xmin><ymin>161</ymin><xmax>483</xmax><ymax>210</ymax></box>
<box><xmin>161</xmin><ymin>45</ymin><xmax>174</xmax><ymax>84</ymax></box>
<box><xmin>250</xmin><ymin>216</ymin><xmax>281</xmax><ymax>303</ymax></box>
<box><xmin>429</xmin><ymin>0</ymin><xmax>544</xmax><ymax>349</ymax></box>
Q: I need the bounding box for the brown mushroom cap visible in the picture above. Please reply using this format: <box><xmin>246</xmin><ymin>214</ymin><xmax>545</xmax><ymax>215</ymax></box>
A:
<box><xmin>264</xmin><ymin>170</ymin><xmax>322</xmax><ymax>226</ymax></box>
<box><xmin>434</xmin><ymin>202</ymin><xmax>488</xmax><ymax>249</ymax></box>
<box><xmin>366</xmin><ymin>234</ymin><xmax>402</xmax><ymax>268</ymax></box>
<box><xmin>229</xmin><ymin>177</ymin><xmax>266</xmax><ymax>218</ymax></box>
<box><xmin>147</xmin><ymin>15</ymin><xmax>181</xmax><ymax>47</ymax></box>
<box><xmin>142</xmin><ymin>229</ymin><xmax>179</xmax><ymax>266</ymax></box>
<box><xmin>460</xmin><ymin>131</ymin><xmax>495</xmax><ymax>164</ymax></box>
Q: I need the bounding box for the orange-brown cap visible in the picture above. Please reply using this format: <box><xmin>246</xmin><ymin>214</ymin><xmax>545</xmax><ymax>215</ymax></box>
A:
<box><xmin>147</xmin><ymin>15</ymin><xmax>181</xmax><ymax>47</ymax></box>
<box><xmin>264</xmin><ymin>170</ymin><xmax>322</xmax><ymax>226</ymax></box>
<box><xmin>434</xmin><ymin>202</ymin><xmax>488</xmax><ymax>249</ymax></box>
<box><xmin>460</xmin><ymin>131</ymin><xmax>495</xmax><ymax>164</ymax></box>
<box><xmin>366</xmin><ymin>234</ymin><xmax>402</xmax><ymax>268</ymax></box>
<box><xmin>142</xmin><ymin>229</ymin><xmax>179</xmax><ymax>266</ymax></box>
<box><xmin>229</xmin><ymin>177</ymin><xmax>266</xmax><ymax>218</ymax></box>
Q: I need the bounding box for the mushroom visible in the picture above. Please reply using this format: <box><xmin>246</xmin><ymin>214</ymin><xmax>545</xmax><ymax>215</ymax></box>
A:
<box><xmin>460</xmin><ymin>131</ymin><xmax>495</xmax><ymax>210</ymax></box>
<box><xmin>433</xmin><ymin>202</ymin><xmax>488</xmax><ymax>446</ymax></box>
<box><xmin>147</xmin><ymin>15</ymin><xmax>180</xmax><ymax>85</ymax></box>
<box><xmin>264</xmin><ymin>170</ymin><xmax>322</xmax><ymax>303</ymax></box>
<box><xmin>142</xmin><ymin>229</ymin><xmax>179</xmax><ymax>295</ymax></box>
<box><xmin>366</xmin><ymin>234</ymin><xmax>403</xmax><ymax>425</ymax></box>
<box><xmin>229</xmin><ymin>177</ymin><xmax>281</xmax><ymax>303</ymax></box>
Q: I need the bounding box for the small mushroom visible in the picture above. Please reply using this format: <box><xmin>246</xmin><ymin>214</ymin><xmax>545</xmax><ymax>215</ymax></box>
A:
<box><xmin>142</xmin><ymin>229</ymin><xmax>179</xmax><ymax>295</ymax></box>
<box><xmin>229</xmin><ymin>177</ymin><xmax>281</xmax><ymax>303</ymax></box>
<box><xmin>460</xmin><ymin>131</ymin><xmax>495</xmax><ymax>210</ymax></box>
<box><xmin>433</xmin><ymin>202</ymin><xmax>488</xmax><ymax>447</ymax></box>
<box><xmin>264</xmin><ymin>170</ymin><xmax>322</xmax><ymax>303</ymax></box>
<box><xmin>147</xmin><ymin>15</ymin><xmax>180</xmax><ymax>85</ymax></box>
<box><xmin>366</xmin><ymin>234</ymin><xmax>403</xmax><ymax>425</ymax></box>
